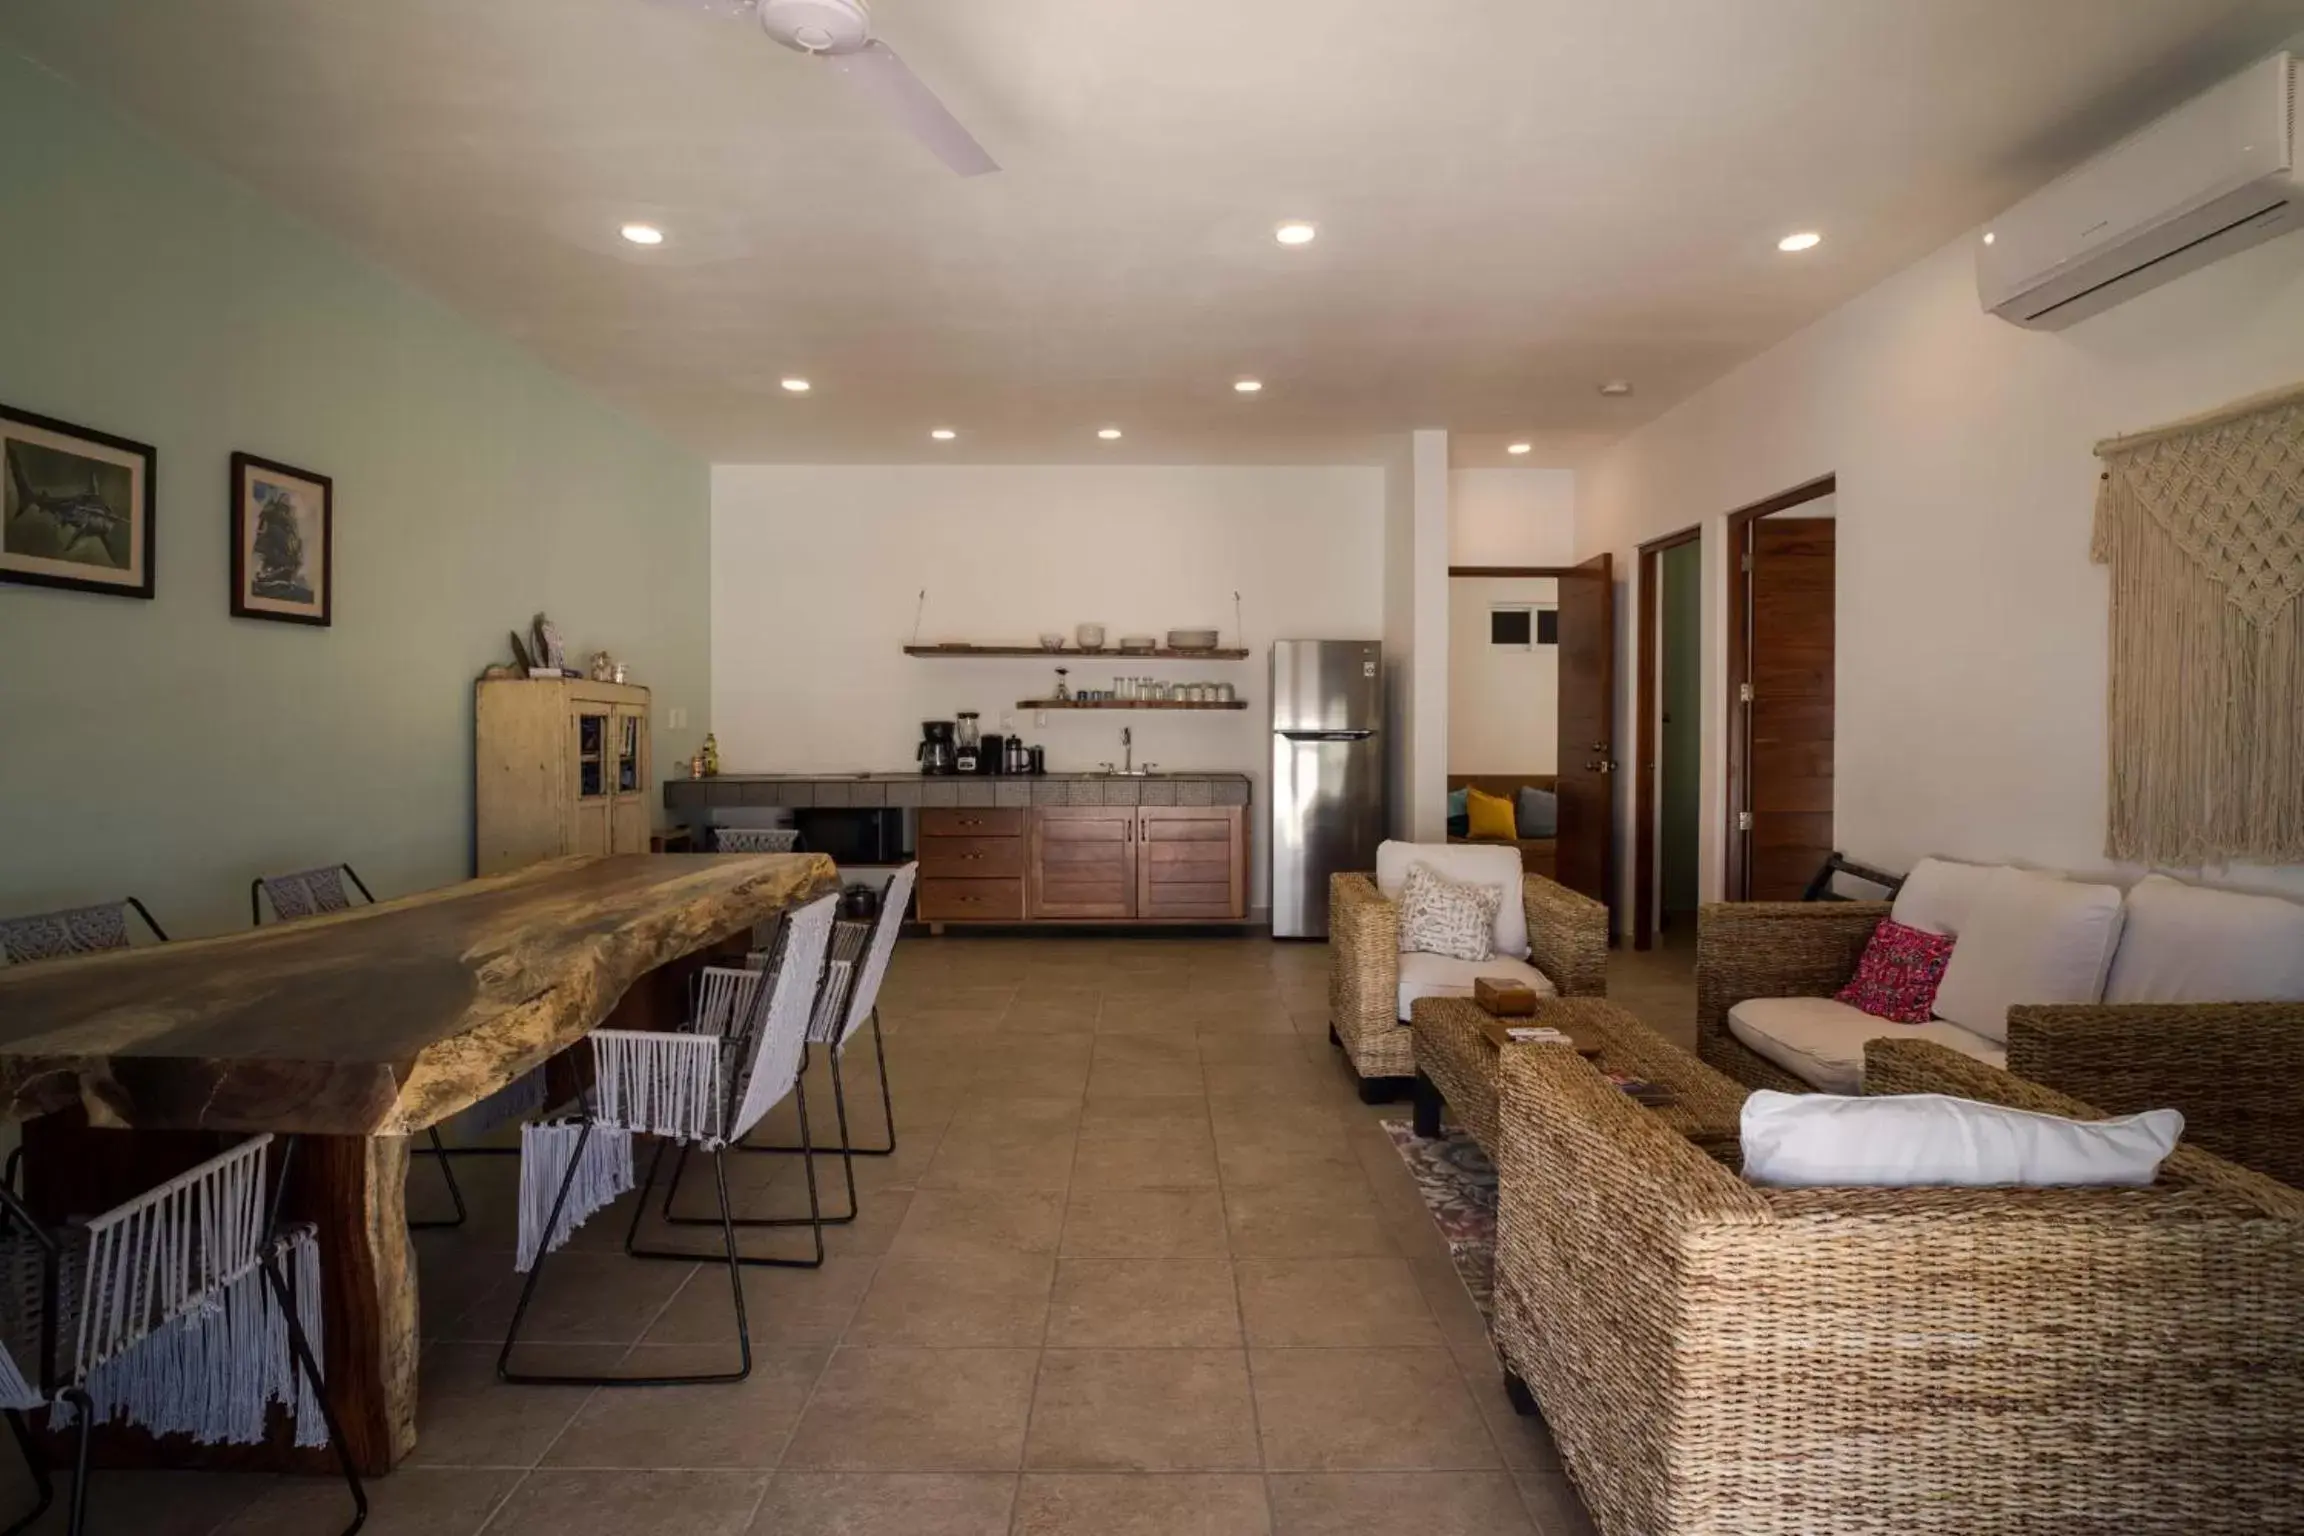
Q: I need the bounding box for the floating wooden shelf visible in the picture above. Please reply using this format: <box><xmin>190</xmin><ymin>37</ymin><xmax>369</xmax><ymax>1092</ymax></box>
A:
<box><xmin>906</xmin><ymin>643</ymin><xmax>1250</xmax><ymax>660</ymax></box>
<box><xmin>1017</xmin><ymin>698</ymin><xmax>1249</xmax><ymax>711</ymax></box>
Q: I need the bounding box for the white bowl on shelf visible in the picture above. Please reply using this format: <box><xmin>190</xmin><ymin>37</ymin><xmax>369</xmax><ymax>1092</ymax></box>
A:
<box><xmin>1075</xmin><ymin>623</ymin><xmax>1106</xmax><ymax>650</ymax></box>
<box><xmin>1167</xmin><ymin>628</ymin><xmax>1220</xmax><ymax>651</ymax></box>
<box><xmin>1118</xmin><ymin>635</ymin><xmax>1157</xmax><ymax>653</ymax></box>
<box><xmin>1039</xmin><ymin>633</ymin><xmax>1067</xmax><ymax>651</ymax></box>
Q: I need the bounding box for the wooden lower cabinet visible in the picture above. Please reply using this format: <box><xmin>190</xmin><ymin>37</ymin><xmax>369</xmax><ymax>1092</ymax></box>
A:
<box><xmin>915</xmin><ymin>804</ymin><xmax>1246</xmax><ymax>927</ymax></box>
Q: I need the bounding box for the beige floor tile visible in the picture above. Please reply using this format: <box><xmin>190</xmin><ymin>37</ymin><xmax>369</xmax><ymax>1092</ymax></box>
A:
<box><xmin>1267</xmin><ymin>1471</ymin><xmax>1534</xmax><ymax>1534</ymax></box>
<box><xmin>1514</xmin><ymin>1472</ymin><xmax>1601</xmax><ymax>1536</ymax></box>
<box><xmin>1235</xmin><ymin>1258</ymin><xmax>1443</xmax><ymax>1347</ymax></box>
<box><xmin>750</xmin><ymin>1472</ymin><xmax>1018</xmax><ymax>1535</ymax></box>
<box><xmin>408</xmin><ymin>1343</ymin><xmax>624</xmax><ymax>1468</ymax></box>
<box><xmin>1250</xmin><ymin>1348</ymin><xmax>1501</xmax><ymax>1471</ymax></box>
<box><xmin>1012</xmin><ymin>1473</ymin><xmax>1271</xmax><ymax>1535</ymax></box>
<box><xmin>1223</xmin><ymin>1184</ymin><xmax>1396</xmax><ymax>1259</ymax></box>
<box><xmin>481</xmin><ymin>1469</ymin><xmax>767</xmax><ymax>1536</ymax></box>
<box><xmin>1070</xmin><ymin>1124</ymin><xmax>1221</xmax><ymax>1189</ymax></box>
<box><xmin>1196</xmin><ymin>1035</ymin><xmax>1321</xmax><ymax>1067</ymax></box>
<box><xmin>1024</xmin><ymin>1350</ymin><xmax>1260</xmax><ymax>1471</ymax></box>
<box><xmin>922</xmin><ymin>1126</ymin><xmax>1079</xmax><ymax>1190</ymax></box>
<box><xmin>1406</xmin><ymin>1253</ymin><xmax>1499</xmax><ymax>1348</ymax></box>
<box><xmin>973</xmin><ymin>1057</ymin><xmax>1094</xmax><ymax>1099</ymax></box>
<box><xmin>218</xmin><ymin>1467</ymin><xmax>519</xmax><ymax>1536</ymax></box>
<box><xmin>846</xmin><ymin>1251</ymin><xmax>1055</xmax><ymax>1347</ymax></box>
<box><xmin>888</xmin><ymin>1187</ymin><xmax>1068</xmax><ymax>1260</ymax></box>
<box><xmin>446</xmin><ymin>1250</ymin><xmax>695</xmax><ymax>1346</ymax></box>
<box><xmin>944</xmin><ymin>1095</ymin><xmax>1084</xmax><ymax>1136</ymax></box>
<box><xmin>23</xmin><ymin>1471</ymin><xmax>270</xmax><ymax>1536</ymax></box>
<box><xmin>641</xmin><ymin>1253</ymin><xmax>877</xmax><ymax>1350</ymax></box>
<box><xmin>1046</xmin><ymin>1258</ymin><xmax>1242</xmax><ymax>1347</ymax></box>
<box><xmin>1085</xmin><ymin>1058</ymin><xmax>1206</xmax><ymax>1097</ymax></box>
<box><xmin>781</xmin><ymin>1349</ymin><xmax>1040</xmax><ymax>1471</ymax></box>
<box><xmin>538</xmin><ymin>1345</ymin><xmax>823</xmax><ymax>1468</ymax></box>
<box><xmin>1081</xmin><ymin>1094</ymin><xmax>1210</xmax><ymax>1129</ymax></box>
<box><xmin>1059</xmin><ymin>1188</ymin><xmax>1231</xmax><ymax>1258</ymax></box>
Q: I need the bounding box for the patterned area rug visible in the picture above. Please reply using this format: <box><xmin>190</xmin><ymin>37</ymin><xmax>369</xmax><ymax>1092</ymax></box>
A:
<box><xmin>1381</xmin><ymin>1118</ymin><xmax>1497</xmax><ymax>1322</ymax></box>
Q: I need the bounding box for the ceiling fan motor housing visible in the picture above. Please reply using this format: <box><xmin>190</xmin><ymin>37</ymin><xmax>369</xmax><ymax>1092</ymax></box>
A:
<box><xmin>758</xmin><ymin>0</ymin><xmax>872</xmax><ymax>55</ymax></box>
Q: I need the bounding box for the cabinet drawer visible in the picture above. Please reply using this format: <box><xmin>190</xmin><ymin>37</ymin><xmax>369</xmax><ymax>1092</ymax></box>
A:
<box><xmin>1141</xmin><ymin>884</ymin><xmax>1241</xmax><ymax>919</ymax></box>
<box><xmin>918</xmin><ymin>876</ymin><xmax>1025</xmax><ymax>922</ymax></box>
<box><xmin>919</xmin><ymin>834</ymin><xmax>1027</xmax><ymax>879</ymax></box>
<box><xmin>921</xmin><ymin>808</ymin><xmax>1025</xmax><ymax>838</ymax></box>
<box><xmin>1141</xmin><ymin>817</ymin><xmax>1231</xmax><ymax>842</ymax></box>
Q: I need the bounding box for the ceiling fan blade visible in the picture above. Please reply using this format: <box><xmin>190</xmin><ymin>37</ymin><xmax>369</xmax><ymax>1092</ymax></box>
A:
<box><xmin>830</xmin><ymin>39</ymin><xmax>999</xmax><ymax>177</ymax></box>
<box><xmin>645</xmin><ymin>0</ymin><xmax>759</xmax><ymax>18</ymax></box>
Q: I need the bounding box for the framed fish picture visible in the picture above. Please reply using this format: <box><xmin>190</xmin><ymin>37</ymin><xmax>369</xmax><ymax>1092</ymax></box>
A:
<box><xmin>0</xmin><ymin>401</ymin><xmax>157</xmax><ymax>599</ymax></box>
<box><xmin>230</xmin><ymin>451</ymin><xmax>332</xmax><ymax>626</ymax></box>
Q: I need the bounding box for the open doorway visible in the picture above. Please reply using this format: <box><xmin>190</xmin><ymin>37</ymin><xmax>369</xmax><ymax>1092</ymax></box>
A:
<box><xmin>1633</xmin><ymin>527</ymin><xmax>1701</xmax><ymax>950</ymax></box>
<box><xmin>1726</xmin><ymin>475</ymin><xmax>1838</xmax><ymax>901</ymax></box>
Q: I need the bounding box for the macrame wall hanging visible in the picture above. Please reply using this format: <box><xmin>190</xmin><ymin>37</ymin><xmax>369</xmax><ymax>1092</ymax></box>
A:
<box><xmin>2092</xmin><ymin>380</ymin><xmax>2304</xmax><ymax>865</ymax></box>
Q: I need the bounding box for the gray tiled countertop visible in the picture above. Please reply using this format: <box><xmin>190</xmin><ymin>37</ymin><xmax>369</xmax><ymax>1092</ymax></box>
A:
<box><xmin>664</xmin><ymin>771</ymin><xmax>1251</xmax><ymax>810</ymax></box>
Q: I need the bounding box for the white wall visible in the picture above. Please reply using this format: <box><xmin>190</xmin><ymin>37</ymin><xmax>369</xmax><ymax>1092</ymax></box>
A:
<box><xmin>1448</xmin><ymin>577</ymin><xmax>1559</xmax><ymax>773</ymax></box>
<box><xmin>712</xmin><ymin>464</ymin><xmax>1385</xmax><ymax>907</ymax></box>
<box><xmin>1449</xmin><ymin>468</ymin><xmax>1577</xmax><ymax>566</ymax></box>
<box><xmin>1581</xmin><ymin>225</ymin><xmax>2304</xmax><ymax>922</ymax></box>
<box><xmin>1392</xmin><ymin>431</ymin><xmax>1453</xmax><ymax>841</ymax></box>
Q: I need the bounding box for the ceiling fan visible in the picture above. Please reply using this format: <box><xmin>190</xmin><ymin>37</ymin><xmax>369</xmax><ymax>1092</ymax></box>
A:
<box><xmin>668</xmin><ymin>0</ymin><xmax>999</xmax><ymax>176</ymax></box>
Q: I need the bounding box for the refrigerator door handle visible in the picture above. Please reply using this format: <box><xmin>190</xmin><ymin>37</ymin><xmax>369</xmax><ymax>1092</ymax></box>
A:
<box><xmin>1276</xmin><ymin>729</ymin><xmax>1378</xmax><ymax>742</ymax></box>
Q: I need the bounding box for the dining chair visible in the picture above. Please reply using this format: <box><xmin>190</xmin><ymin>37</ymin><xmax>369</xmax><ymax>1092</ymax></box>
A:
<box><xmin>498</xmin><ymin>892</ymin><xmax>840</xmax><ymax>1387</ymax></box>
<box><xmin>0</xmin><ymin>1135</ymin><xmax>366</xmax><ymax>1535</ymax></box>
<box><xmin>250</xmin><ymin>863</ymin><xmax>475</xmax><ymax>1232</ymax></box>
<box><xmin>0</xmin><ymin>898</ymin><xmax>168</xmax><ymax>967</ymax></box>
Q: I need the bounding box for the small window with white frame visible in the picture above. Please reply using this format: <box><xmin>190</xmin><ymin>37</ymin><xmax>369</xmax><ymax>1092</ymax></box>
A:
<box><xmin>1490</xmin><ymin>604</ymin><xmax>1558</xmax><ymax>648</ymax></box>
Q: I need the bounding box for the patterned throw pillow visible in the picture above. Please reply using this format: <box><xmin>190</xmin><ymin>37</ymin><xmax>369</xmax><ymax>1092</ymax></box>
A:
<box><xmin>1397</xmin><ymin>862</ymin><xmax>1501</xmax><ymax>962</ymax></box>
<box><xmin>1835</xmin><ymin>918</ymin><xmax>1957</xmax><ymax>1023</ymax></box>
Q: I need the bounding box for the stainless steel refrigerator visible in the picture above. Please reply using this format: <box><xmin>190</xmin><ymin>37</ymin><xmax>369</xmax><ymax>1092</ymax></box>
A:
<box><xmin>1269</xmin><ymin>640</ymin><xmax>1386</xmax><ymax>938</ymax></box>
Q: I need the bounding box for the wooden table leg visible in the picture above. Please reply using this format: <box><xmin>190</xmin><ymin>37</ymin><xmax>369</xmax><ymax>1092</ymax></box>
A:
<box><xmin>288</xmin><ymin>1134</ymin><xmax>417</xmax><ymax>1476</ymax></box>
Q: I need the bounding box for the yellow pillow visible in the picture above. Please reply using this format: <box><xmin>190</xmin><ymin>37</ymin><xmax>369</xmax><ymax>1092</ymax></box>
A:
<box><xmin>1464</xmin><ymin>785</ymin><xmax>1517</xmax><ymax>840</ymax></box>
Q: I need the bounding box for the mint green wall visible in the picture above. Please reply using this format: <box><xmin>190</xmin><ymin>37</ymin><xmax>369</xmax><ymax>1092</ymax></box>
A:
<box><xmin>1659</xmin><ymin>538</ymin><xmax>1702</xmax><ymax>918</ymax></box>
<box><xmin>0</xmin><ymin>51</ymin><xmax>709</xmax><ymax>937</ymax></box>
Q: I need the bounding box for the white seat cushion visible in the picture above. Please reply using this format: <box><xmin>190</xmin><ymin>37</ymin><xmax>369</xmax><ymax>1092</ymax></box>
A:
<box><xmin>2103</xmin><ymin>873</ymin><xmax>2304</xmax><ymax>1004</ymax></box>
<box><xmin>1397</xmin><ymin>952</ymin><xmax>1554</xmax><ymax>1021</ymax></box>
<box><xmin>1376</xmin><ymin>840</ymin><xmax>1527</xmax><ymax>959</ymax></box>
<box><xmin>1931</xmin><ymin>867</ymin><xmax>2124</xmax><ymax>1045</ymax></box>
<box><xmin>1889</xmin><ymin>856</ymin><xmax>2001</xmax><ymax>936</ymax></box>
<box><xmin>1740</xmin><ymin>1089</ymin><xmax>2183</xmax><ymax>1189</ymax></box>
<box><xmin>1726</xmin><ymin>995</ymin><xmax>2005</xmax><ymax>1095</ymax></box>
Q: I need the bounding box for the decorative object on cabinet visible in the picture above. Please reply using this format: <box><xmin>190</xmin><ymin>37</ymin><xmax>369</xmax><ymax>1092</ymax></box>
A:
<box><xmin>475</xmin><ymin>677</ymin><xmax>653</xmax><ymax>874</ymax></box>
<box><xmin>0</xmin><ymin>400</ymin><xmax>156</xmax><ymax>600</ymax></box>
<box><xmin>228</xmin><ymin>451</ymin><xmax>332</xmax><ymax>625</ymax></box>
<box><xmin>531</xmin><ymin>613</ymin><xmax>567</xmax><ymax>674</ymax></box>
<box><xmin>701</xmin><ymin>732</ymin><xmax>721</xmax><ymax>777</ymax></box>
<box><xmin>588</xmin><ymin>651</ymin><xmax>617</xmax><ymax>682</ymax></box>
<box><xmin>508</xmin><ymin>629</ymin><xmax>535</xmax><ymax>671</ymax></box>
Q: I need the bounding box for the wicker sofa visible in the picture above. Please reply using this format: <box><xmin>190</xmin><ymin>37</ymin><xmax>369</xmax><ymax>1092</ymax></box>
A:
<box><xmin>1697</xmin><ymin>894</ymin><xmax>2304</xmax><ymax>1188</ymax></box>
<box><xmin>1490</xmin><ymin>1035</ymin><xmax>2304</xmax><ymax>1536</ymax></box>
<box><xmin>1328</xmin><ymin>857</ymin><xmax>1607</xmax><ymax>1101</ymax></box>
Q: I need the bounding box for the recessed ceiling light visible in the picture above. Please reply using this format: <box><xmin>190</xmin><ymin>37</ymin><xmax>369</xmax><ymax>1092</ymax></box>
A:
<box><xmin>780</xmin><ymin>377</ymin><xmax>811</xmax><ymax>393</ymax></box>
<box><xmin>1598</xmin><ymin>380</ymin><xmax>1634</xmax><ymax>397</ymax></box>
<box><xmin>1274</xmin><ymin>221</ymin><xmax>1317</xmax><ymax>246</ymax></box>
<box><xmin>1234</xmin><ymin>379</ymin><xmax>1263</xmax><ymax>393</ymax></box>
<box><xmin>1777</xmin><ymin>231</ymin><xmax>1822</xmax><ymax>253</ymax></box>
<box><xmin>619</xmin><ymin>222</ymin><xmax>665</xmax><ymax>246</ymax></box>
<box><xmin>930</xmin><ymin>428</ymin><xmax>957</xmax><ymax>441</ymax></box>
<box><xmin>1983</xmin><ymin>231</ymin><xmax>1996</xmax><ymax>245</ymax></box>
<box><xmin>1507</xmin><ymin>442</ymin><xmax>1532</xmax><ymax>455</ymax></box>
<box><xmin>1097</xmin><ymin>427</ymin><xmax>1123</xmax><ymax>440</ymax></box>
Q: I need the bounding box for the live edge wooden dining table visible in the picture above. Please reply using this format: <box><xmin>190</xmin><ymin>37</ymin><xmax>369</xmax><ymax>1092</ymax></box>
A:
<box><xmin>0</xmin><ymin>852</ymin><xmax>837</xmax><ymax>1476</ymax></box>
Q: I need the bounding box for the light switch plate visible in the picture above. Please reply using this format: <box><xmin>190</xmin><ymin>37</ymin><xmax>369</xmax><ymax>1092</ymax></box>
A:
<box><xmin>667</xmin><ymin>706</ymin><xmax>688</xmax><ymax>729</ymax></box>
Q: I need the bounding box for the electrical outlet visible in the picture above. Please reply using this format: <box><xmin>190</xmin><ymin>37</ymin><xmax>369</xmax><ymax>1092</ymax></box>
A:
<box><xmin>1035</xmin><ymin>710</ymin><xmax>1047</xmax><ymax>728</ymax></box>
<box><xmin>668</xmin><ymin>706</ymin><xmax>688</xmax><ymax>730</ymax></box>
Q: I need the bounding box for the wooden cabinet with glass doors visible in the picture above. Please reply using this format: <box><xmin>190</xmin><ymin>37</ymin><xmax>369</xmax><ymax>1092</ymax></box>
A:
<box><xmin>475</xmin><ymin>678</ymin><xmax>653</xmax><ymax>874</ymax></box>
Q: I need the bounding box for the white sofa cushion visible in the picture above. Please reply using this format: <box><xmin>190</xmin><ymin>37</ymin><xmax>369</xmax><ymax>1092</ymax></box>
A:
<box><xmin>1888</xmin><ymin>856</ymin><xmax>1999</xmax><ymax>936</ymax></box>
<box><xmin>1727</xmin><ymin>996</ymin><xmax>2005</xmax><ymax>1095</ymax></box>
<box><xmin>1931</xmin><ymin>867</ymin><xmax>2124</xmax><ymax>1045</ymax></box>
<box><xmin>1740</xmin><ymin>1088</ymin><xmax>2184</xmax><ymax>1189</ymax></box>
<box><xmin>2103</xmin><ymin>873</ymin><xmax>2304</xmax><ymax>1005</ymax></box>
<box><xmin>1397</xmin><ymin>952</ymin><xmax>1554</xmax><ymax>1021</ymax></box>
<box><xmin>1376</xmin><ymin>840</ymin><xmax>1527</xmax><ymax>959</ymax></box>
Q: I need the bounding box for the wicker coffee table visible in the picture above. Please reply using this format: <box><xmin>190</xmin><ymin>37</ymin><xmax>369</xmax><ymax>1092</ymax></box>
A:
<box><xmin>1408</xmin><ymin>995</ymin><xmax>1746</xmax><ymax>1159</ymax></box>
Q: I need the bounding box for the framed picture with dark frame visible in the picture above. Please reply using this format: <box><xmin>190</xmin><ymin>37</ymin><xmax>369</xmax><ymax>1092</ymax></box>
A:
<box><xmin>0</xmin><ymin>401</ymin><xmax>157</xmax><ymax>599</ymax></box>
<box><xmin>230</xmin><ymin>451</ymin><xmax>333</xmax><ymax>626</ymax></box>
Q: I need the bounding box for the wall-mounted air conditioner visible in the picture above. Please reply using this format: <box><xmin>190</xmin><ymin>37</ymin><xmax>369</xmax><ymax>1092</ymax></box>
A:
<box><xmin>1979</xmin><ymin>51</ymin><xmax>2299</xmax><ymax>329</ymax></box>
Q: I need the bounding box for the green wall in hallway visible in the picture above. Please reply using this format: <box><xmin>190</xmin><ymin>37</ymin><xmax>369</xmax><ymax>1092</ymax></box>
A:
<box><xmin>1660</xmin><ymin>538</ymin><xmax>1702</xmax><ymax>919</ymax></box>
<box><xmin>0</xmin><ymin>48</ymin><xmax>710</xmax><ymax>937</ymax></box>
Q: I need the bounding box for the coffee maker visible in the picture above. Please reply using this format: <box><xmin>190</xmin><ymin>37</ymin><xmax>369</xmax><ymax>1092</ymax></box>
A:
<box><xmin>918</xmin><ymin>720</ymin><xmax>957</xmax><ymax>775</ymax></box>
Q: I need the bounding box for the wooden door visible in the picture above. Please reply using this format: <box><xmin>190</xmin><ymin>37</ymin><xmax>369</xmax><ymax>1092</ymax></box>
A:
<box><xmin>1553</xmin><ymin>552</ymin><xmax>1616</xmax><ymax>911</ymax></box>
<box><xmin>608</xmin><ymin>708</ymin><xmax>650</xmax><ymax>854</ymax></box>
<box><xmin>1031</xmin><ymin>807</ymin><xmax>1137</xmax><ymax>919</ymax></box>
<box><xmin>1136</xmin><ymin>807</ymin><xmax>1245</xmax><ymax>919</ymax></box>
<box><xmin>1741</xmin><ymin>517</ymin><xmax>1835</xmax><ymax>899</ymax></box>
<box><xmin>571</xmin><ymin>707</ymin><xmax>614</xmax><ymax>856</ymax></box>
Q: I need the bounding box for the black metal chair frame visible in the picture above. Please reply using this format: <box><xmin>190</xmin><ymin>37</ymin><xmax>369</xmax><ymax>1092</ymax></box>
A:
<box><xmin>1799</xmin><ymin>852</ymin><xmax>1907</xmax><ymax>903</ymax></box>
<box><xmin>0</xmin><ymin>1140</ymin><xmax>368</xmax><ymax>1536</ymax></box>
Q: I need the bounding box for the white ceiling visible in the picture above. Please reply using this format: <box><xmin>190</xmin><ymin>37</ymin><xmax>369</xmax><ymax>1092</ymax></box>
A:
<box><xmin>7</xmin><ymin>0</ymin><xmax>2301</xmax><ymax>467</ymax></box>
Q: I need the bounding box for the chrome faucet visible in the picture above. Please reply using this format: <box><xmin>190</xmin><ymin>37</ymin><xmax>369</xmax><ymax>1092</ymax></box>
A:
<box><xmin>1121</xmin><ymin>727</ymin><xmax>1132</xmax><ymax>775</ymax></box>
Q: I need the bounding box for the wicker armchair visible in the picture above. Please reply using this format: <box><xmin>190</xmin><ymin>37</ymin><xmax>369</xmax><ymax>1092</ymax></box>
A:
<box><xmin>1328</xmin><ymin>869</ymin><xmax>1607</xmax><ymax>1100</ymax></box>
<box><xmin>1694</xmin><ymin>899</ymin><xmax>1885</xmax><ymax>1092</ymax></box>
<box><xmin>1490</xmin><ymin>1035</ymin><xmax>2304</xmax><ymax>1536</ymax></box>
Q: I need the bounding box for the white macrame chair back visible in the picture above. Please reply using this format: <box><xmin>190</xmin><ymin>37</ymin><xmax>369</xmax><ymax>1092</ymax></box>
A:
<box><xmin>714</xmin><ymin>827</ymin><xmax>800</xmax><ymax>854</ymax></box>
<box><xmin>832</xmin><ymin>863</ymin><xmax>915</xmax><ymax>1049</ymax></box>
<box><xmin>260</xmin><ymin>866</ymin><xmax>354</xmax><ymax>921</ymax></box>
<box><xmin>692</xmin><ymin>964</ymin><xmax>762</xmax><ymax>1039</ymax></box>
<box><xmin>806</xmin><ymin>920</ymin><xmax>872</xmax><ymax>1044</ymax></box>
<box><xmin>0</xmin><ymin>902</ymin><xmax>130</xmax><ymax>966</ymax></box>
<box><xmin>727</xmin><ymin>893</ymin><xmax>839</xmax><ymax>1143</ymax></box>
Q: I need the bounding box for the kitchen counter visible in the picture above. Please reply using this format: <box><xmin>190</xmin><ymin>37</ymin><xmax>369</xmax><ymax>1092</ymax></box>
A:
<box><xmin>665</xmin><ymin>771</ymin><xmax>1251</xmax><ymax>811</ymax></box>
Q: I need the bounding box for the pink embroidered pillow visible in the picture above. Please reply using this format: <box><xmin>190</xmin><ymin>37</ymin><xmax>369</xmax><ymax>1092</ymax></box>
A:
<box><xmin>1835</xmin><ymin>918</ymin><xmax>1956</xmax><ymax>1023</ymax></box>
